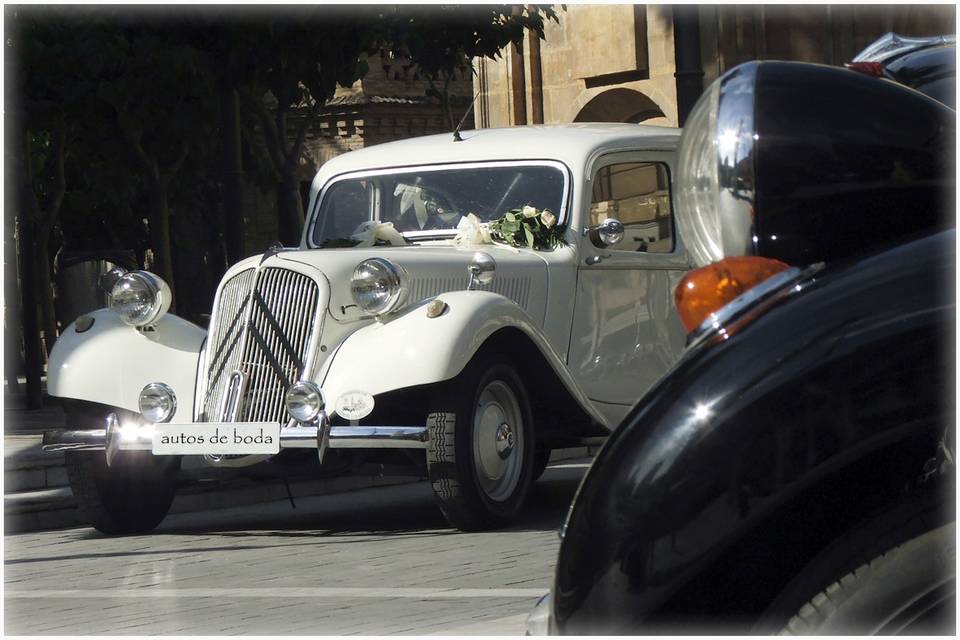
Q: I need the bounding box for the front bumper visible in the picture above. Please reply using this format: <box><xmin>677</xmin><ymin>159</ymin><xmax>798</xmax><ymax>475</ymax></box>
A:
<box><xmin>42</xmin><ymin>411</ymin><xmax>429</xmax><ymax>465</ymax></box>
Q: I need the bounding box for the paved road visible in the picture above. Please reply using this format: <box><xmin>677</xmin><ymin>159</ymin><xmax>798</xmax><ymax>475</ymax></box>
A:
<box><xmin>4</xmin><ymin>461</ymin><xmax>588</xmax><ymax>635</ymax></box>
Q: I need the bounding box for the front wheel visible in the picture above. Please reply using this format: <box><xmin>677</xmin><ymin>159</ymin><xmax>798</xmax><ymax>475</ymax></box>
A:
<box><xmin>757</xmin><ymin>489</ymin><xmax>955</xmax><ymax>635</ymax></box>
<box><xmin>427</xmin><ymin>355</ymin><xmax>536</xmax><ymax>530</ymax></box>
<box><xmin>65</xmin><ymin>407</ymin><xmax>180</xmax><ymax>535</ymax></box>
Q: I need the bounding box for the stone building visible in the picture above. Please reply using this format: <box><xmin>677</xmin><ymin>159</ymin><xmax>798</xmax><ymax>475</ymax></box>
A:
<box><xmin>474</xmin><ymin>4</ymin><xmax>956</xmax><ymax>128</ymax></box>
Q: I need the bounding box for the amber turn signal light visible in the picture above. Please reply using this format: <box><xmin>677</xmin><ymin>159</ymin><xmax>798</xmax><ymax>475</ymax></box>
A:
<box><xmin>675</xmin><ymin>256</ymin><xmax>790</xmax><ymax>332</ymax></box>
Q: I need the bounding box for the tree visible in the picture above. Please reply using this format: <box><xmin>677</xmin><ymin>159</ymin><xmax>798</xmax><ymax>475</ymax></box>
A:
<box><xmin>217</xmin><ymin>9</ymin><xmax>373</xmax><ymax>245</ymax></box>
<box><xmin>376</xmin><ymin>5</ymin><xmax>559</xmax><ymax>129</ymax></box>
<box><xmin>95</xmin><ymin>19</ymin><xmax>218</xmax><ymax>298</ymax></box>
<box><xmin>222</xmin><ymin>5</ymin><xmax>559</xmax><ymax>246</ymax></box>
<box><xmin>8</xmin><ymin>11</ymin><xmax>110</xmax><ymax>354</ymax></box>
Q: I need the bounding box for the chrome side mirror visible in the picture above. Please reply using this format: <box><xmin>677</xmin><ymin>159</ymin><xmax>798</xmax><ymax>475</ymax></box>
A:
<box><xmin>98</xmin><ymin>265</ymin><xmax>128</xmax><ymax>296</ymax></box>
<box><xmin>584</xmin><ymin>218</ymin><xmax>624</xmax><ymax>248</ymax></box>
<box><xmin>467</xmin><ymin>251</ymin><xmax>496</xmax><ymax>290</ymax></box>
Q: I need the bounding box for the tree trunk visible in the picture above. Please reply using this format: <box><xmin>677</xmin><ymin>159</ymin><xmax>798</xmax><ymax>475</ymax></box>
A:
<box><xmin>35</xmin><ymin>233</ymin><xmax>58</xmax><ymax>355</ymax></box>
<box><xmin>149</xmin><ymin>177</ymin><xmax>177</xmax><ymax>308</ymax></box>
<box><xmin>4</xmin><ymin>205</ymin><xmax>24</xmax><ymax>395</ymax></box>
<box><xmin>220</xmin><ymin>83</ymin><xmax>245</xmax><ymax>263</ymax></box>
<box><xmin>277</xmin><ymin>168</ymin><xmax>304</xmax><ymax>246</ymax></box>
<box><xmin>17</xmin><ymin>212</ymin><xmax>43</xmax><ymax>409</ymax></box>
<box><xmin>17</xmin><ymin>128</ymin><xmax>43</xmax><ymax>408</ymax></box>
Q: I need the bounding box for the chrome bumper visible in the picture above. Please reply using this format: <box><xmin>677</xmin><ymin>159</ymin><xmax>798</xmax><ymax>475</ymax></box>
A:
<box><xmin>42</xmin><ymin>411</ymin><xmax>429</xmax><ymax>465</ymax></box>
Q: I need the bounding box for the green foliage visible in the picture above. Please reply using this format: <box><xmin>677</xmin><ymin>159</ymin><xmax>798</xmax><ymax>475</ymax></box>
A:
<box><xmin>374</xmin><ymin>5</ymin><xmax>559</xmax><ymax>81</ymax></box>
<box><xmin>487</xmin><ymin>207</ymin><xmax>565</xmax><ymax>250</ymax></box>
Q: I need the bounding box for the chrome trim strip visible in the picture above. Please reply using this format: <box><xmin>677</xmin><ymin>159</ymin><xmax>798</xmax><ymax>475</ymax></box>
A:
<box><xmin>42</xmin><ymin>429</ymin><xmax>108</xmax><ymax>451</ymax></box>
<box><xmin>42</xmin><ymin>423</ymin><xmax>430</xmax><ymax>453</ymax></box>
<box><xmin>326</xmin><ymin>426</ymin><xmax>429</xmax><ymax>449</ymax></box>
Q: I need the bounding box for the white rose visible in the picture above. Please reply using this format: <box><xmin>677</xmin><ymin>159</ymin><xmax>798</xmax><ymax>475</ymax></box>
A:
<box><xmin>540</xmin><ymin>210</ymin><xmax>557</xmax><ymax>229</ymax></box>
<box><xmin>522</xmin><ymin>205</ymin><xmax>538</xmax><ymax>218</ymax></box>
<box><xmin>454</xmin><ymin>213</ymin><xmax>493</xmax><ymax>246</ymax></box>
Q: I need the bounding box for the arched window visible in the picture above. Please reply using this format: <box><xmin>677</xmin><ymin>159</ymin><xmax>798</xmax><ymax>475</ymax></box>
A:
<box><xmin>574</xmin><ymin>88</ymin><xmax>666</xmax><ymax>123</ymax></box>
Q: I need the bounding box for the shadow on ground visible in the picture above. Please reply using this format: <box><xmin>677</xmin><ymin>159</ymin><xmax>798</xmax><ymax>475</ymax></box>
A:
<box><xmin>53</xmin><ymin>463</ymin><xmax>589</xmax><ymax>545</ymax></box>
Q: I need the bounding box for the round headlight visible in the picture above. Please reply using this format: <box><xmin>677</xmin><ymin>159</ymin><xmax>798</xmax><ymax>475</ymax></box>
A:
<box><xmin>675</xmin><ymin>63</ymin><xmax>758</xmax><ymax>267</ymax></box>
<box><xmin>285</xmin><ymin>381</ymin><xmax>324</xmax><ymax>423</ymax></box>
<box><xmin>139</xmin><ymin>382</ymin><xmax>177</xmax><ymax>423</ymax></box>
<box><xmin>350</xmin><ymin>258</ymin><xmax>405</xmax><ymax>316</ymax></box>
<box><xmin>110</xmin><ymin>270</ymin><xmax>171</xmax><ymax>326</ymax></box>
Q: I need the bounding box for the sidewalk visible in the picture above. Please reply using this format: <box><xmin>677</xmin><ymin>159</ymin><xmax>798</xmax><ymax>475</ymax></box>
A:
<box><xmin>3</xmin><ymin>396</ymin><xmax>599</xmax><ymax>533</ymax></box>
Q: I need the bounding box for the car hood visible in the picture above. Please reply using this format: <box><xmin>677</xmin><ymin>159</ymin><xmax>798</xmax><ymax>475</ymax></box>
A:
<box><xmin>268</xmin><ymin>243</ymin><xmax>551</xmax><ymax>325</ymax></box>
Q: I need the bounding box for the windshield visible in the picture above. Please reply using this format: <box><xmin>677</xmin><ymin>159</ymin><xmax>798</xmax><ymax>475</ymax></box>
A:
<box><xmin>310</xmin><ymin>162</ymin><xmax>567</xmax><ymax>247</ymax></box>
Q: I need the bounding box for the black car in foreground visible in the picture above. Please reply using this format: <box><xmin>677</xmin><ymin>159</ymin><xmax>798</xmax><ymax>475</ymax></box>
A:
<box><xmin>547</xmin><ymin>229</ymin><xmax>955</xmax><ymax>635</ymax></box>
<box><xmin>529</xmin><ymin>34</ymin><xmax>955</xmax><ymax>636</ymax></box>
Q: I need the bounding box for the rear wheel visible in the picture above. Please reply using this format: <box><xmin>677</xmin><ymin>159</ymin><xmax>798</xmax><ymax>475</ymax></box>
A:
<box><xmin>65</xmin><ymin>406</ymin><xmax>180</xmax><ymax>535</ymax></box>
<box><xmin>427</xmin><ymin>353</ymin><xmax>536</xmax><ymax>530</ymax></box>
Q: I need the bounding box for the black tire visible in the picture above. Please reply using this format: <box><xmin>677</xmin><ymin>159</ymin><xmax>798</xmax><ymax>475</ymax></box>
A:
<box><xmin>65</xmin><ymin>407</ymin><xmax>180</xmax><ymax>535</ymax></box>
<box><xmin>777</xmin><ymin>523</ymin><xmax>955</xmax><ymax>635</ymax></box>
<box><xmin>757</xmin><ymin>492</ymin><xmax>955</xmax><ymax>635</ymax></box>
<box><xmin>427</xmin><ymin>353</ymin><xmax>536</xmax><ymax>531</ymax></box>
<box><xmin>533</xmin><ymin>447</ymin><xmax>552</xmax><ymax>481</ymax></box>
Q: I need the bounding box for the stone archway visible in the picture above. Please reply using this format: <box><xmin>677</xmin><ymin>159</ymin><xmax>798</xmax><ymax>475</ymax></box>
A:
<box><xmin>573</xmin><ymin>87</ymin><xmax>667</xmax><ymax>124</ymax></box>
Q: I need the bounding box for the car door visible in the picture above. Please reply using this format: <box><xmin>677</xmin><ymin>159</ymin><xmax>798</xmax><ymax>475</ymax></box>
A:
<box><xmin>568</xmin><ymin>151</ymin><xmax>690</xmax><ymax>420</ymax></box>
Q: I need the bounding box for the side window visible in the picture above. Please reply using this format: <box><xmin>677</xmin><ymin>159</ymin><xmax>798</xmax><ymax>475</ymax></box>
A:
<box><xmin>590</xmin><ymin>162</ymin><xmax>673</xmax><ymax>253</ymax></box>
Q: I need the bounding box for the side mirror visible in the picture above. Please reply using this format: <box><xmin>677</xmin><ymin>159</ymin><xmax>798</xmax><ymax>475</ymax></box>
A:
<box><xmin>584</xmin><ymin>218</ymin><xmax>624</xmax><ymax>248</ymax></box>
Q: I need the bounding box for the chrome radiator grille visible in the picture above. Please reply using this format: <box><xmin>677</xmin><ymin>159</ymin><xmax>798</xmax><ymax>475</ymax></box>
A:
<box><xmin>201</xmin><ymin>267</ymin><xmax>321</xmax><ymax>424</ymax></box>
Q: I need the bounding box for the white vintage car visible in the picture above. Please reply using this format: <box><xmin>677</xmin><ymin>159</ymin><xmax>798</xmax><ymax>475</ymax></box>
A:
<box><xmin>44</xmin><ymin>123</ymin><xmax>694</xmax><ymax>534</ymax></box>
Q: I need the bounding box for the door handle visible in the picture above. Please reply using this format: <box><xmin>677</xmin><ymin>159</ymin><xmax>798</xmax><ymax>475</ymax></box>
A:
<box><xmin>585</xmin><ymin>255</ymin><xmax>602</xmax><ymax>266</ymax></box>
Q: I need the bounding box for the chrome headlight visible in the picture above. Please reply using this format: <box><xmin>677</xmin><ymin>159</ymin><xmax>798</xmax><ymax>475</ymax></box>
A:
<box><xmin>350</xmin><ymin>258</ymin><xmax>406</xmax><ymax>316</ymax></box>
<box><xmin>110</xmin><ymin>270</ymin><xmax>171</xmax><ymax>327</ymax></box>
<box><xmin>139</xmin><ymin>382</ymin><xmax>177</xmax><ymax>423</ymax></box>
<box><xmin>675</xmin><ymin>63</ymin><xmax>757</xmax><ymax>267</ymax></box>
<box><xmin>285</xmin><ymin>381</ymin><xmax>324</xmax><ymax>423</ymax></box>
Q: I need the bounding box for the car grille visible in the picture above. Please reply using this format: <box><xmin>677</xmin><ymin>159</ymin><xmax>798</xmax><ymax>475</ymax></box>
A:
<box><xmin>200</xmin><ymin>266</ymin><xmax>321</xmax><ymax>424</ymax></box>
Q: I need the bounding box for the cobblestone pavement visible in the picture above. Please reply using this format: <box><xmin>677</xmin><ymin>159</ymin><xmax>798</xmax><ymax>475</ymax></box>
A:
<box><xmin>4</xmin><ymin>461</ymin><xmax>589</xmax><ymax>635</ymax></box>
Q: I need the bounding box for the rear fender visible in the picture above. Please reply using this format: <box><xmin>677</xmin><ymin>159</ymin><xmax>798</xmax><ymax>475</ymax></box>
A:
<box><xmin>48</xmin><ymin>309</ymin><xmax>206</xmax><ymax>422</ymax></box>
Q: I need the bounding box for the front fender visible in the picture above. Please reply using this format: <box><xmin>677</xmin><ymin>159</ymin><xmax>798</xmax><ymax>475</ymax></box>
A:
<box><xmin>319</xmin><ymin>290</ymin><xmax>608</xmax><ymax>427</ymax></box>
<box><xmin>553</xmin><ymin>231</ymin><xmax>956</xmax><ymax>633</ymax></box>
<box><xmin>48</xmin><ymin>309</ymin><xmax>206</xmax><ymax>421</ymax></box>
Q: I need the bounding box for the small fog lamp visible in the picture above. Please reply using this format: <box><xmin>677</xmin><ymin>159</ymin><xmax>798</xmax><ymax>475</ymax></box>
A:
<box><xmin>285</xmin><ymin>381</ymin><xmax>324</xmax><ymax>423</ymax></box>
<box><xmin>139</xmin><ymin>383</ymin><xmax>177</xmax><ymax>423</ymax></box>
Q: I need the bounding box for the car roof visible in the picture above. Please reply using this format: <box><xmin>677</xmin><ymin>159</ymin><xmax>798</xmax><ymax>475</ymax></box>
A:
<box><xmin>311</xmin><ymin>123</ymin><xmax>681</xmax><ymax>187</ymax></box>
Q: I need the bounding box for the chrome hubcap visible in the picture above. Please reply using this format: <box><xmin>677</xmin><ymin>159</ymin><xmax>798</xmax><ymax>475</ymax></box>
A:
<box><xmin>473</xmin><ymin>380</ymin><xmax>524</xmax><ymax>502</ymax></box>
<box><xmin>495</xmin><ymin>422</ymin><xmax>515</xmax><ymax>459</ymax></box>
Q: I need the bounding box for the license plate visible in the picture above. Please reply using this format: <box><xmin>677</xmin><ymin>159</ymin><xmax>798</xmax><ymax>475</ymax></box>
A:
<box><xmin>152</xmin><ymin>423</ymin><xmax>280</xmax><ymax>455</ymax></box>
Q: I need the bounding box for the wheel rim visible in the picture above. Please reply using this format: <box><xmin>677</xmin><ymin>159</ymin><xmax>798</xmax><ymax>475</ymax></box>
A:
<box><xmin>472</xmin><ymin>379</ymin><xmax>525</xmax><ymax>502</ymax></box>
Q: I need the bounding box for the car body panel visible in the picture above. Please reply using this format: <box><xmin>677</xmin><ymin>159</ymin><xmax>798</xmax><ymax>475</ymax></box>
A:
<box><xmin>48</xmin><ymin>308</ymin><xmax>206</xmax><ymax>421</ymax></box>
<box><xmin>319</xmin><ymin>288</ymin><xmax>611</xmax><ymax>428</ymax></box>
<box><xmin>553</xmin><ymin>230</ymin><xmax>955</xmax><ymax>633</ymax></box>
